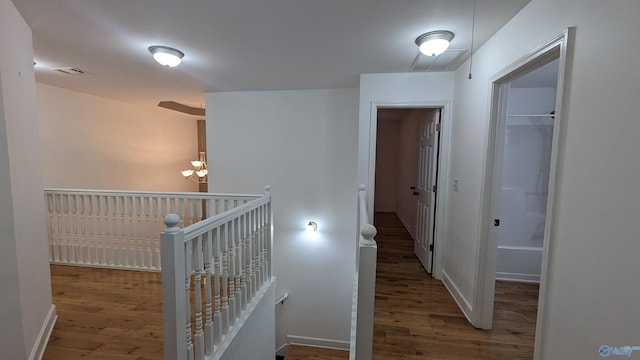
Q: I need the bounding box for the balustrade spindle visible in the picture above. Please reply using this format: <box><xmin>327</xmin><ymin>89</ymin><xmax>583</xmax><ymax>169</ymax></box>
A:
<box><xmin>236</xmin><ymin>215</ymin><xmax>247</xmax><ymax>314</ymax></box>
<box><xmin>82</xmin><ymin>196</ymin><xmax>89</xmax><ymax>263</ymax></box>
<box><xmin>108</xmin><ymin>196</ymin><xmax>116</xmax><ymax>265</ymax></box>
<box><xmin>221</xmin><ymin>222</ymin><xmax>230</xmax><ymax>335</ymax></box>
<box><xmin>134</xmin><ymin>196</ymin><xmax>142</xmax><ymax>267</ymax></box>
<box><xmin>228</xmin><ymin>218</ymin><xmax>238</xmax><ymax>325</ymax></box>
<box><xmin>46</xmin><ymin>195</ymin><xmax>57</xmax><ymax>262</ymax></box>
<box><xmin>96</xmin><ymin>196</ymin><xmax>103</xmax><ymax>264</ymax></box>
<box><xmin>193</xmin><ymin>235</ymin><xmax>204</xmax><ymax>360</ymax></box>
<box><xmin>185</xmin><ymin>240</ymin><xmax>194</xmax><ymax>360</ymax></box>
<box><xmin>125</xmin><ymin>196</ymin><xmax>132</xmax><ymax>267</ymax></box>
<box><xmin>153</xmin><ymin>197</ymin><xmax>162</xmax><ymax>268</ymax></box>
<box><xmin>86</xmin><ymin>195</ymin><xmax>93</xmax><ymax>264</ymax></box>
<box><xmin>203</xmin><ymin>231</ymin><xmax>214</xmax><ymax>355</ymax></box>
<box><xmin>246</xmin><ymin>211</ymin><xmax>254</xmax><ymax>301</ymax></box>
<box><xmin>213</xmin><ymin>226</ymin><xmax>222</xmax><ymax>345</ymax></box>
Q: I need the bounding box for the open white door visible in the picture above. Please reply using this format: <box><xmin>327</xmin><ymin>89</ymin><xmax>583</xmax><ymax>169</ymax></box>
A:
<box><xmin>414</xmin><ymin>110</ymin><xmax>440</xmax><ymax>273</ymax></box>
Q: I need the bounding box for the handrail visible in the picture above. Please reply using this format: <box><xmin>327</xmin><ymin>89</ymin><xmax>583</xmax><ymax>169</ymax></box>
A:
<box><xmin>182</xmin><ymin>192</ymin><xmax>270</xmax><ymax>241</ymax></box>
<box><xmin>44</xmin><ymin>187</ymin><xmax>260</xmax><ymax>200</ymax></box>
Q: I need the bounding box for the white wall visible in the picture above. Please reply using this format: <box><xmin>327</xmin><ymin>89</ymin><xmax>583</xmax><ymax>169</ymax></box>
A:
<box><xmin>446</xmin><ymin>0</ymin><xmax>640</xmax><ymax>358</ymax></box>
<box><xmin>37</xmin><ymin>83</ymin><xmax>198</xmax><ymax>192</ymax></box>
<box><xmin>374</xmin><ymin>119</ymin><xmax>399</xmax><ymax>212</ymax></box>
<box><xmin>0</xmin><ymin>1</ymin><xmax>54</xmax><ymax>358</ymax></box>
<box><xmin>206</xmin><ymin>89</ymin><xmax>358</xmax><ymax>351</ymax></box>
<box><xmin>218</xmin><ymin>280</ymin><xmax>275</xmax><ymax>360</ymax></box>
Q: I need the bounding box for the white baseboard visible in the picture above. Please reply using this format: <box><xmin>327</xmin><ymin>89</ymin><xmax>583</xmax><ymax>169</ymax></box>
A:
<box><xmin>396</xmin><ymin>213</ymin><xmax>416</xmax><ymax>240</ymax></box>
<box><xmin>28</xmin><ymin>304</ymin><xmax>57</xmax><ymax>360</ymax></box>
<box><xmin>276</xmin><ymin>343</ymin><xmax>289</xmax><ymax>357</ymax></box>
<box><xmin>441</xmin><ymin>269</ymin><xmax>473</xmax><ymax>324</ymax></box>
<box><xmin>286</xmin><ymin>335</ymin><xmax>350</xmax><ymax>351</ymax></box>
<box><xmin>496</xmin><ymin>272</ymin><xmax>540</xmax><ymax>283</ymax></box>
<box><xmin>373</xmin><ymin>208</ymin><xmax>395</xmax><ymax>213</ymax></box>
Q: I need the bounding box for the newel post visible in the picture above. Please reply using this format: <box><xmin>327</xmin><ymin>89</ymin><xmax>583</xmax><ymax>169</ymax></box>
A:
<box><xmin>161</xmin><ymin>214</ymin><xmax>187</xmax><ymax>360</ymax></box>
<box><xmin>356</xmin><ymin>224</ymin><xmax>377</xmax><ymax>360</ymax></box>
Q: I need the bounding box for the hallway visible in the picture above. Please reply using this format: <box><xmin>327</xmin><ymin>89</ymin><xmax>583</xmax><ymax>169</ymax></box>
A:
<box><xmin>372</xmin><ymin>212</ymin><xmax>538</xmax><ymax>359</ymax></box>
<box><xmin>41</xmin><ymin>212</ymin><xmax>537</xmax><ymax>360</ymax></box>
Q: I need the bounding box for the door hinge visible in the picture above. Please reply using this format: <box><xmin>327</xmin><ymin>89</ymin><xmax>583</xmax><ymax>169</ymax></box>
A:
<box><xmin>494</xmin><ymin>219</ymin><xmax>500</xmax><ymax>226</ymax></box>
<box><xmin>429</xmin><ymin>244</ymin><xmax>434</xmax><ymax>251</ymax></box>
<box><xmin>436</xmin><ymin>123</ymin><xmax>441</xmax><ymax>131</ymax></box>
<box><xmin>432</xmin><ymin>185</ymin><xmax>437</xmax><ymax>193</ymax></box>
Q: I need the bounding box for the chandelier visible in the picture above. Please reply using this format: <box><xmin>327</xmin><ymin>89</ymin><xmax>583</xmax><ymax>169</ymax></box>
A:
<box><xmin>181</xmin><ymin>151</ymin><xmax>208</xmax><ymax>183</ymax></box>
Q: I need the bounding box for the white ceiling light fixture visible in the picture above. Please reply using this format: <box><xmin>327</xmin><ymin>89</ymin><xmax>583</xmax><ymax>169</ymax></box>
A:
<box><xmin>415</xmin><ymin>30</ymin><xmax>455</xmax><ymax>57</ymax></box>
<box><xmin>148</xmin><ymin>45</ymin><xmax>184</xmax><ymax>67</ymax></box>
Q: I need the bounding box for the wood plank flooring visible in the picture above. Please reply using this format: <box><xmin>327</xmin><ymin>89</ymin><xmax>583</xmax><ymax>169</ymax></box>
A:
<box><xmin>43</xmin><ymin>266</ymin><xmax>164</xmax><ymax>360</ymax></box>
<box><xmin>371</xmin><ymin>212</ymin><xmax>538</xmax><ymax>359</ymax></box>
<box><xmin>285</xmin><ymin>345</ymin><xmax>348</xmax><ymax>360</ymax></box>
<box><xmin>42</xmin><ymin>212</ymin><xmax>537</xmax><ymax>360</ymax></box>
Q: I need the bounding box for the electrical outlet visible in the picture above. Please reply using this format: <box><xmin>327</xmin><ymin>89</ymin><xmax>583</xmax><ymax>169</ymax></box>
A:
<box><xmin>454</xmin><ymin>178</ymin><xmax>460</xmax><ymax>192</ymax></box>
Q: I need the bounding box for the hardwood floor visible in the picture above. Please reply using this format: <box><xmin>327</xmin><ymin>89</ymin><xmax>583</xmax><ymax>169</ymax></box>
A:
<box><xmin>42</xmin><ymin>212</ymin><xmax>537</xmax><ymax>360</ymax></box>
<box><xmin>43</xmin><ymin>265</ymin><xmax>164</xmax><ymax>360</ymax></box>
<box><xmin>285</xmin><ymin>345</ymin><xmax>348</xmax><ymax>360</ymax></box>
<box><xmin>372</xmin><ymin>212</ymin><xmax>538</xmax><ymax>359</ymax></box>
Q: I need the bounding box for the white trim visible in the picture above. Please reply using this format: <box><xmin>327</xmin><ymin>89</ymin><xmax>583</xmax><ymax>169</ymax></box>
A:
<box><xmin>366</xmin><ymin>100</ymin><xmax>452</xmax><ymax>280</ymax></box>
<box><xmin>475</xmin><ymin>28</ymin><xmax>574</xmax><ymax>359</ymax></box>
<box><xmin>496</xmin><ymin>272</ymin><xmax>540</xmax><ymax>283</ymax></box>
<box><xmin>396</xmin><ymin>212</ymin><xmax>416</xmax><ymax>240</ymax></box>
<box><xmin>275</xmin><ymin>343</ymin><xmax>288</xmax><ymax>357</ymax></box>
<box><xmin>49</xmin><ymin>261</ymin><xmax>160</xmax><ymax>272</ymax></box>
<box><xmin>286</xmin><ymin>335</ymin><xmax>350</xmax><ymax>351</ymax></box>
<box><xmin>498</xmin><ymin>245</ymin><xmax>543</xmax><ymax>251</ymax></box>
<box><xmin>441</xmin><ymin>269</ymin><xmax>473</xmax><ymax>323</ymax></box>
<box><xmin>373</xmin><ymin>207</ymin><xmax>395</xmax><ymax>213</ymax></box>
<box><xmin>28</xmin><ymin>304</ymin><xmax>57</xmax><ymax>360</ymax></box>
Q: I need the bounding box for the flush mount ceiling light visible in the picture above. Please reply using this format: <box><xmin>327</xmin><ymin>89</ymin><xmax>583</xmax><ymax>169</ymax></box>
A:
<box><xmin>415</xmin><ymin>30</ymin><xmax>455</xmax><ymax>56</ymax></box>
<box><xmin>148</xmin><ymin>45</ymin><xmax>184</xmax><ymax>67</ymax></box>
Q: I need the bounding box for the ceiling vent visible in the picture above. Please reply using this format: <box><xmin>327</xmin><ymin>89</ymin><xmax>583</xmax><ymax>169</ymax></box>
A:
<box><xmin>410</xmin><ymin>49</ymin><xmax>467</xmax><ymax>72</ymax></box>
<box><xmin>52</xmin><ymin>67</ymin><xmax>88</xmax><ymax>75</ymax></box>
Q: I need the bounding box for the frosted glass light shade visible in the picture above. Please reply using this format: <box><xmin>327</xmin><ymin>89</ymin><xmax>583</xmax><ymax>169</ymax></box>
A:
<box><xmin>148</xmin><ymin>46</ymin><xmax>184</xmax><ymax>67</ymax></box>
<box><xmin>196</xmin><ymin>169</ymin><xmax>208</xmax><ymax>178</ymax></box>
<box><xmin>191</xmin><ymin>160</ymin><xmax>203</xmax><ymax>167</ymax></box>
<box><xmin>415</xmin><ymin>31</ymin><xmax>454</xmax><ymax>56</ymax></box>
<box><xmin>181</xmin><ymin>169</ymin><xmax>194</xmax><ymax>177</ymax></box>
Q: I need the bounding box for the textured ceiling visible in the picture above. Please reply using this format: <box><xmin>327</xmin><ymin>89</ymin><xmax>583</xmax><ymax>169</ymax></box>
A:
<box><xmin>13</xmin><ymin>0</ymin><xmax>530</xmax><ymax>107</ymax></box>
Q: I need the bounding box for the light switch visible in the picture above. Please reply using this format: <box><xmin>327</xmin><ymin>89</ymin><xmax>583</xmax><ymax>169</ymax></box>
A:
<box><xmin>454</xmin><ymin>178</ymin><xmax>460</xmax><ymax>192</ymax></box>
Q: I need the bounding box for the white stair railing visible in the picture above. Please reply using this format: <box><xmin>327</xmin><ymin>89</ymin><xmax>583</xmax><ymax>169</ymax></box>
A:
<box><xmin>161</xmin><ymin>186</ymin><xmax>273</xmax><ymax>360</ymax></box>
<box><xmin>44</xmin><ymin>188</ymin><xmax>258</xmax><ymax>271</ymax></box>
<box><xmin>350</xmin><ymin>185</ymin><xmax>378</xmax><ymax>360</ymax></box>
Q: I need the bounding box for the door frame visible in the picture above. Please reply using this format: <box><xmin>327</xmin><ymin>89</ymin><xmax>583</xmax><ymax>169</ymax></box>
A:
<box><xmin>367</xmin><ymin>100</ymin><xmax>451</xmax><ymax>279</ymax></box>
<box><xmin>475</xmin><ymin>28</ymin><xmax>574</xmax><ymax>358</ymax></box>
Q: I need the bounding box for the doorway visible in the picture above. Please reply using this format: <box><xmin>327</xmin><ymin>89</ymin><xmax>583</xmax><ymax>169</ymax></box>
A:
<box><xmin>475</xmin><ymin>29</ymin><xmax>572</xmax><ymax>352</ymax></box>
<box><xmin>374</xmin><ymin>107</ymin><xmax>442</xmax><ymax>274</ymax></box>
